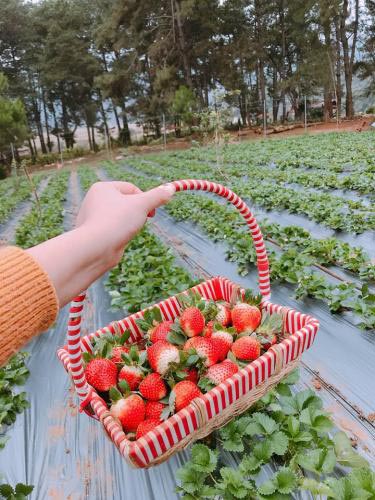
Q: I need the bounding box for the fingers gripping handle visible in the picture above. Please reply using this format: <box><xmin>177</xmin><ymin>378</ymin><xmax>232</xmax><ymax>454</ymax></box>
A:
<box><xmin>67</xmin><ymin>179</ymin><xmax>270</xmax><ymax>403</ymax></box>
<box><xmin>166</xmin><ymin>180</ymin><xmax>271</xmax><ymax>298</ymax></box>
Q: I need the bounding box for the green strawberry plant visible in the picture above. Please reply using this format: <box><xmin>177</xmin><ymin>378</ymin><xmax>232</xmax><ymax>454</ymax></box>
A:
<box><xmin>176</xmin><ymin>370</ymin><xmax>373</xmax><ymax>499</ymax></box>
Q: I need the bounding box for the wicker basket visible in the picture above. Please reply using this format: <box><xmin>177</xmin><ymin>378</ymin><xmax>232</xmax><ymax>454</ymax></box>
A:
<box><xmin>57</xmin><ymin>179</ymin><xmax>319</xmax><ymax>468</ymax></box>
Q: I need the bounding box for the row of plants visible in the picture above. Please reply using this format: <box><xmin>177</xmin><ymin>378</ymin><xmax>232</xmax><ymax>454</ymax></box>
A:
<box><xmin>146</xmin><ymin>149</ymin><xmax>375</xmax><ymax>197</ymax></box>
<box><xmin>77</xmin><ymin>165</ymin><xmax>99</xmax><ymax>192</ymax></box>
<box><xmin>174</xmin><ymin>131</ymin><xmax>375</xmax><ymax>174</ymax></box>
<box><xmin>0</xmin><ymin>353</ymin><xmax>34</xmax><ymax>499</ymax></box>
<box><xmin>110</xmin><ymin>159</ymin><xmax>375</xmax><ymax>279</ymax></box>
<box><xmin>15</xmin><ymin>171</ymin><xmax>70</xmax><ymax>249</ymax></box>
<box><xmin>176</xmin><ymin>369</ymin><xmax>375</xmax><ymax>499</ymax></box>
<box><xmin>124</xmin><ymin>158</ymin><xmax>375</xmax><ymax>280</ymax></box>
<box><xmin>104</xmin><ymin>162</ymin><xmax>375</xmax><ymax>329</ymax></box>
<box><xmin>124</xmin><ymin>156</ymin><xmax>375</xmax><ymax>235</ymax></box>
<box><xmin>0</xmin><ymin>174</ymin><xmax>45</xmax><ymax>225</ymax></box>
<box><xmin>79</xmin><ymin>164</ymin><xmax>374</xmax><ymax>497</ymax></box>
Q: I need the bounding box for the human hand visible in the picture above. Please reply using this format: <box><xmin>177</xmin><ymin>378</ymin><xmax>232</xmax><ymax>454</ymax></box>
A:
<box><xmin>27</xmin><ymin>180</ymin><xmax>175</xmax><ymax>307</ymax></box>
<box><xmin>76</xmin><ymin>181</ymin><xmax>175</xmax><ymax>268</ymax></box>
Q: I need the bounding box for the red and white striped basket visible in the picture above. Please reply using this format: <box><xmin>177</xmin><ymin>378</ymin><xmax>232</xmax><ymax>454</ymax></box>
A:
<box><xmin>57</xmin><ymin>179</ymin><xmax>319</xmax><ymax>468</ymax></box>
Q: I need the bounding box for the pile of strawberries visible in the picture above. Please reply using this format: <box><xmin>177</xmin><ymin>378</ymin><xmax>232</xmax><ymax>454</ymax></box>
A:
<box><xmin>83</xmin><ymin>291</ymin><xmax>284</xmax><ymax>441</ymax></box>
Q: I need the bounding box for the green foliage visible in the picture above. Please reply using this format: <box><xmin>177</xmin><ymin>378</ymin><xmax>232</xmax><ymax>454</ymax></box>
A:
<box><xmin>15</xmin><ymin>171</ymin><xmax>69</xmax><ymax>248</ymax></box>
<box><xmin>0</xmin><ymin>73</ymin><xmax>28</xmax><ymax>154</ymax></box>
<box><xmin>106</xmin><ymin>228</ymin><xmax>196</xmax><ymax>313</ymax></box>
<box><xmin>0</xmin><ymin>483</ymin><xmax>33</xmax><ymax>500</ymax></box>
<box><xmin>176</xmin><ymin>370</ymin><xmax>371</xmax><ymax>499</ymax></box>
<box><xmin>0</xmin><ymin>353</ymin><xmax>30</xmax><ymax>432</ymax></box>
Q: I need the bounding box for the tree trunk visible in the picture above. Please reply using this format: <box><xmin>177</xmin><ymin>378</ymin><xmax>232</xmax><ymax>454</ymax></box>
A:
<box><xmin>98</xmin><ymin>91</ymin><xmax>111</xmax><ymax>149</ymax></box>
<box><xmin>42</xmin><ymin>90</ymin><xmax>52</xmax><ymax>152</ymax></box>
<box><xmin>32</xmin><ymin>98</ymin><xmax>47</xmax><ymax>154</ymax></box>
<box><xmin>279</xmin><ymin>0</ymin><xmax>287</xmax><ymax>123</ymax></box>
<box><xmin>340</xmin><ymin>0</ymin><xmax>359</xmax><ymax>118</ymax></box>
<box><xmin>51</xmin><ymin>103</ymin><xmax>61</xmax><ymax>154</ymax></box>
<box><xmin>86</xmin><ymin>123</ymin><xmax>93</xmax><ymax>150</ymax></box>
<box><xmin>27</xmin><ymin>138</ymin><xmax>36</xmax><ymax>162</ymax></box>
<box><xmin>172</xmin><ymin>0</ymin><xmax>193</xmax><ymax>88</ymax></box>
<box><xmin>334</xmin><ymin>16</ymin><xmax>342</xmax><ymax>119</ymax></box>
<box><xmin>91</xmin><ymin>127</ymin><xmax>97</xmax><ymax>151</ymax></box>
<box><xmin>120</xmin><ymin>105</ymin><xmax>131</xmax><ymax>145</ymax></box>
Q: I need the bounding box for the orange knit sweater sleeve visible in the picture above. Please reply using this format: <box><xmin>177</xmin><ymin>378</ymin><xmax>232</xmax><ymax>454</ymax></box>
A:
<box><xmin>0</xmin><ymin>246</ymin><xmax>59</xmax><ymax>366</ymax></box>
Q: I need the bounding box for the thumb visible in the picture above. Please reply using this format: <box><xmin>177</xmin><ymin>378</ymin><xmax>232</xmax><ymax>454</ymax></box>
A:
<box><xmin>137</xmin><ymin>184</ymin><xmax>175</xmax><ymax>213</ymax></box>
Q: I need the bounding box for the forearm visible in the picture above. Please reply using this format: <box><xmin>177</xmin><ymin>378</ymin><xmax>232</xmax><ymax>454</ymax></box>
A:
<box><xmin>26</xmin><ymin>225</ymin><xmax>116</xmax><ymax>307</ymax></box>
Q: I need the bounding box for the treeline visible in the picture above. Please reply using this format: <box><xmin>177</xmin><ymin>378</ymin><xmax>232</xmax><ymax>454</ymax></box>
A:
<box><xmin>0</xmin><ymin>0</ymin><xmax>373</xmax><ymax>158</ymax></box>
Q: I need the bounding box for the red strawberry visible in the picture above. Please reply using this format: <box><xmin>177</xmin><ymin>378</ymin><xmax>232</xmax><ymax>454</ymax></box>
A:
<box><xmin>180</xmin><ymin>307</ymin><xmax>205</xmax><ymax>337</ymax></box>
<box><xmin>173</xmin><ymin>381</ymin><xmax>202</xmax><ymax>412</ymax></box>
<box><xmin>202</xmin><ymin>320</ymin><xmax>214</xmax><ymax>338</ymax></box>
<box><xmin>215</xmin><ymin>303</ymin><xmax>232</xmax><ymax>327</ymax></box>
<box><xmin>139</xmin><ymin>373</ymin><xmax>167</xmax><ymax>401</ymax></box>
<box><xmin>231</xmin><ymin>336</ymin><xmax>261</xmax><ymax>361</ymax></box>
<box><xmin>232</xmin><ymin>303</ymin><xmax>261</xmax><ymax>333</ymax></box>
<box><xmin>110</xmin><ymin>346</ymin><xmax>130</xmax><ymax>364</ymax></box>
<box><xmin>147</xmin><ymin>340</ymin><xmax>180</xmax><ymax>375</ymax></box>
<box><xmin>184</xmin><ymin>368</ymin><xmax>199</xmax><ymax>383</ymax></box>
<box><xmin>110</xmin><ymin>394</ymin><xmax>145</xmax><ymax>432</ymax></box>
<box><xmin>150</xmin><ymin>320</ymin><xmax>173</xmax><ymax>343</ymax></box>
<box><xmin>118</xmin><ymin>365</ymin><xmax>143</xmax><ymax>391</ymax></box>
<box><xmin>184</xmin><ymin>337</ymin><xmax>219</xmax><ymax>367</ymax></box>
<box><xmin>85</xmin><ymin>358</ymin><xmax>118</xmax><ymax>392</ymax></box>
<box><xmin>205</xmin><ymin>360</ymin><xmax>239</xmax><ymax>385</ymax></box>
<box><xmin>211</xmin><ymin>330</ymin><xmax>233</xmax><ymax>361</ymax></box>
<box><xmin>136</xmin><ymin>419</ymin><xmax>160</xmax><ymax>439</ymax></box>
<box><xmin>145</xmin><ymin>401</ymin><xmax>165</xmax><ymax>421</ymax></box>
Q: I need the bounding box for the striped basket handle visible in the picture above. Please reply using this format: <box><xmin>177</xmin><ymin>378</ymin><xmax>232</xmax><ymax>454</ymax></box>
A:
<box><xmin>67</xmin><ymin>179</ymin><xmax>270</xmax><ymax>404</ymax></box>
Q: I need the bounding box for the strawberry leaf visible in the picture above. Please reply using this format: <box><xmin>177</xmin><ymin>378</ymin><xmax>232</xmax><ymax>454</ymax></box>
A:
<box><xmin>82</xmin><ymin>352</ymin><xmax>92</xmax><ymax>363</ymax></box>
<box><xmin>167</xmin><ymin>330</ymin><xmax>186</xmax><ymax>346</ymax></box>
<box><xmin>120</xmin><ymin>330</ymin><xmax>131</xmax><ymax>345</ymax></box>
<box><xmin>118</xmin><ymin>380</ymin><xmax>130</xmax><ymax>394</ymax></box>
<box><xmin>109</xmin><ymin>386</ymin><xmax>122</xmax><ymax>402</ymax></box>
<box><xmin>190</xmin><ymin>444</ymin><xmax>218</xmax><ymax>473</ymax></box>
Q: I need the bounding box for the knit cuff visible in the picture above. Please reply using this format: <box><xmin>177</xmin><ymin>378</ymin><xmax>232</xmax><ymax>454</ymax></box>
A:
<box><xmin>0</xmin><ymin>246</ymin><xmax>59</xmax><ymax>365</ymax></box>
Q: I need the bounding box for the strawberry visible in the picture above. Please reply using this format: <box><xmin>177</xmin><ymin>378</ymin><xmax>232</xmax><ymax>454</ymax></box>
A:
<box><xmin>110</xmin><ymin>393</ymin><xmax>145</xmax><ymax>432</ymax></box>
<box><xmin>215</xmin><ymin>303</ymin><xmax>232</xmax><ymax>327</ymax></box>
<box><xmin>147</xmin><ymin>340</ymin><xmax>180</xmax><ymax>375</ymax></box>
<box><xmin>180</xmin><ymin>307</ymin><xmax>205</xmax><ymax>337</ymax></box>
<box><xmin>110</xmin><ymin>346</ymin><xmax>130</xmax><ymax>364</ymax></box>
<box><xmin>184</xmin><ymin>337</ymin><xmax>219</xmax><ymax>367</ymax></box>
<box><xmin>139</xmin><ymin>373</ymin><xmax>167</xmax><ymax>401</ymax></box>
<box><xmin>145</xmin><ymin>401</ymin><xmax>165</xmax><ymax>421</ymax></box>
<box><xmin>231</xmin><ymin>336</ymin><xmax>261</xmax><ymax>361</ymax></box>
<box><xmin>150</xmin><ymin>320</ymin><xmax>173</xmax><ymax>343</ymax></box>
<box><xmin>211</xmin><ymin>329</ymin><xmax>233</xmax><ymax>361</ymax></box>
<box><xmin>202</xmin><ymin>320</ymin><xmax>214</xmax><ymax>338</ymax></box>
<box><xmin>173</xmin><ymin>381</ymin><xmax>202</xmax><ymax>412</ymax></box>
<box><xmin>183</xmin><ymin>368</ymin><xmax>199</xmax><ymax>383</ymax></box>
<box><xmin>232</xmin><ymin>303</ymin><xmax>261</xmax><ymax>333</ymax></box>
<box><xmin>84</xmin><ymin>358</ymin><xmax>118</xmax><ymax>392</ymax></box>
<box><xmin>136</xmin><ymin>419</ymin><xmax>160</xmax><ymax>439</ymax></box>
<box><xmin>205</xmin><ymin>360</ymin><xmax>239</xmax><ymax>385</ymax></box>
<box><xmin>118</xmin><ymin>365</ymin><xmax>143</xmax><ymax>391</ymax></box>
<box><xmin>136</xmin><ymin>307</ymin><xmax>171</xmax><ymax>344</ymax></box>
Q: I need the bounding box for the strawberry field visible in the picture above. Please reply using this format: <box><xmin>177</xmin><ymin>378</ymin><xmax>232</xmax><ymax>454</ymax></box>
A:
<box><xmin>0</xmin><ymin>131</ymin><xmax>374</xmax><ymax>499</ymax></box>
